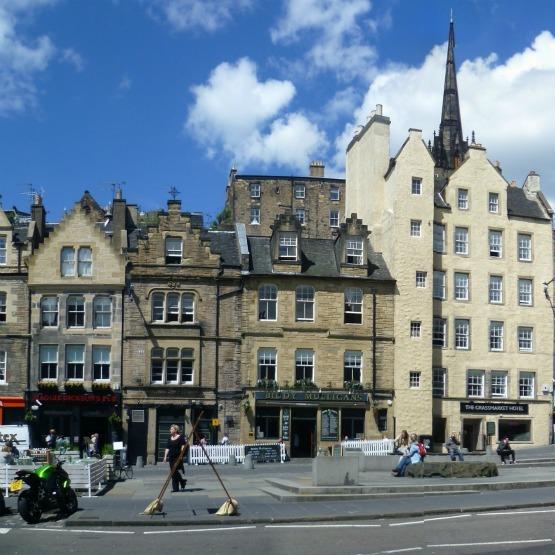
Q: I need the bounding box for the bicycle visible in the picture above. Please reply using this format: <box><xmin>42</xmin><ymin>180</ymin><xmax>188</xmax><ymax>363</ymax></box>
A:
<box><xmin>112</xmin><ymin>450</ymin><xmax>133</xmax><ymax>480</ymax></box>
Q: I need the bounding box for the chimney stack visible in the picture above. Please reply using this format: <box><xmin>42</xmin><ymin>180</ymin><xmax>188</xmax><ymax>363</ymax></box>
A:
<box><xmin>524</xmin><ymin>171</ymin><xmax>540</xmax><ymax>193</ymax></box>
<box><xmin>309</xmin><ymin>160</ymin><xmax>325</xmax><ymax>178</ymax></box>
<box><xmin>31</xmin><ymin>193</ymin><xmax>46</xmax><ymax>241</ymax></box>
<box><xmin>112</xmin><ymin>188</ymin><xmax>127</xmax><ymax>252</ymax></box>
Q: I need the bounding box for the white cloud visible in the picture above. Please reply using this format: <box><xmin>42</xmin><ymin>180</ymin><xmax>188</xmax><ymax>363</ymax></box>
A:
<box><xmin>147</xmin><ymin>0</ymin><xmax>252</xmax><ymax>32</ymax></box>
<box><xmin>186</xmin><ymin>57</ymin><xmax>327</xmax><ymax>170</ymax></box>
<box><xmin>61</xmin><ymin>48</ymin><xmax>84</xmax><ymax>72</ymax></box>
<box><xmin>333</xmin><ymin>30</ymin><xmax>555</xmax><ymax>193</ymax></box>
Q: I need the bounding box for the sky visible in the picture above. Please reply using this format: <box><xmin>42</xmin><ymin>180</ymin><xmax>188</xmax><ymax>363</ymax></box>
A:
<box><xmin>2</xmin><ymin>0</ymin><xmax>555</xmax><ymax>224</ymax></box>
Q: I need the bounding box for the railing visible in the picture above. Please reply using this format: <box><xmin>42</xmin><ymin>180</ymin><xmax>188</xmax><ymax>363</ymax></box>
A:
<box><xmin>189</xmin><ymin>443</ymin><xmax>286</xmax><ymax>465</ymax></box>
<box><xmin>341</xmin><ymin>439</ymin><xmax>395</xmax><ymax>456</ymax></box>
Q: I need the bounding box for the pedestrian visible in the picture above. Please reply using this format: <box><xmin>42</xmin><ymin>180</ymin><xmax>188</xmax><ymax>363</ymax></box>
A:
<box><xmin>45</xmin><ymin>428</ymin><xmax>57</xmax><ymax>449</ymax></box>
<box><xmin>445</xmin><ymin>431</ymin><xmax>464</xmax><ymax>461</ymax></box>
<box><xmin>88</xmin><ymin>433</ymin><xmax>100</xmax><ymax>458</ymax></box>
<box><xmin>221</xmin><ymin>434</ymin><xmax>229</xmax><ymax>446</ymax></box>
<box><xmin>392</xmin><ymin>433</ymin><xmax>421</xmax><ymax>477</ymax></box>
<box><xmin>394</xmin><ymin>429</ymin><xmax>410</xmax><ymax>456</ymax></box>
<box><xmin>497</xmin><ymin>436</ymin><xmax>516</xmax><ymax>464</ymax></box>
<box><xmin>199</xmin><ymin>435</ymin><xmax>207</xmax><ymax>447</ymax></box>
<box><xmin>163</xmin><ymin>424</ymin><xmax>187</xmax><ymax>492</ymax></box>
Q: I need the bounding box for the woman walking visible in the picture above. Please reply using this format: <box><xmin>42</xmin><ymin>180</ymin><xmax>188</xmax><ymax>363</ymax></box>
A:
<box><xmin>163</xmin><ymin>424</ymin><xmax>187</xmax><ymax>492</ymax></box>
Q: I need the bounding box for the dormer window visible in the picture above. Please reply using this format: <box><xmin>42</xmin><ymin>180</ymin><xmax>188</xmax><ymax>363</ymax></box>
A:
<box><xmin>61</xmin><ymin>246</ymin><xmax>92</xmax><ymax>277</ymax></box>
<box><xmin>61</xmin><ymin>247</ymin><xmax>76</xmax><ymax>276</ymax></box>
<box><xmin>0</xmin><ymin>236</ymin><xmax>6</xmax><ymax>265</ymax></box>
<box><xmin>346</xmin><ymin>238</ymin><xmax>363</xmax><ymax>265</ymax></box>
<box><xmin>294</xmin><ymin>183</ymin><xmax>305</xmax><ymax>199</ymax></box>
<box><xmin>279</xmin><ymin>233</ymin><xmax>297</xmax><ymax>260</ymax></box>
<box><xmin>250</xmin><ymin>183</ymin><xmax>261</xmax><ymax>198</ymax></box>
<box><xmin>78</xmin><ymin>247</ymin><xmax>92</xmax><ymax>276</ymax></box>
<box><xmin>165</xmin><ymin>237</ymin><xmax>182</xmax><ymax>265</ymax></box>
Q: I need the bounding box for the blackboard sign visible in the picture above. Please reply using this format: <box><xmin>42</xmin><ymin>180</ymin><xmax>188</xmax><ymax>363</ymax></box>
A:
<box><xmin>486</xmin><ymin>421</ymin><xmax>496</xmax><ymax>436</ymax></box>
<box><xmin>244</xmin><ymin>444</ymin><xmax>281</xmax><ymax>463</ymax></box>
<box><xmin>321</xmin><ymin>408</ymin><xmax>339</xmax><ymax>441</ymax></box>
<box><xmin>281</xmin><ymin>408</ymin><xmax>290</xmax><ymax>441</ymax></box>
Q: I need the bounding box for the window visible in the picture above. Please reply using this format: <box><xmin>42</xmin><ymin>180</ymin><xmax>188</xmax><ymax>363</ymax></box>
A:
<box><xmin>181</xmin><ymin>349</ymin><xmax>194</xmax><ymax>383</ymax></box>
<box><xmin>166</xmin><ymin>293</ymin><xmax>180</xmax><ymax>322</ymax></box>
<box><xmin>416</xmin><ymin>271</ymin><xmax>427</xmax><ymax>288</ymax></box>
<box><xmin>166</xmin><ymin>348</ymin><xmax>180</xmax><ymax>383</ymax></box>
<box><xmin>344</xmin><ymin>351</ymin><xmax>362</xmax><ymax>383</ymax></box>
<box><xmin>165</xmin><ymin>237</ymin><xmax>182</xmax><ymax>265</ymax></box>
<box><xmin>295</xmin><ymin>286</ymin><xmax>314</xmax><ymax>321</ymax></box>
<box><xmin>491</xmin><ymin>371</ymin><xmax>508</xmax><ymax>398</ymax></box>
<box><xmin>433</xmin><ymin>271</ymin><xmax>445</xmax><ymax>300</ymax></box>
<box><xmin>489</xmin><ymin>275</ymin><xmax>503</xmax><ymax>303</ymax></box>
<box><xmin>0</xmin><ymin>292</ymin><xmax>5</xmax><ymax>323</ymax></box>
<box><xmin>93</xmin><ymin>296</ymin><xmax>112</xmax><ymax>328</ymax></box>
<box><xmin>498</xmin><ymin>419</ymin><xmax>531</xmax><ymax>442</ymax></box>
<box><xmin>519</xmin><ymin>372</ymin><xmax>535</xmax><ymax>399</ymax></box>
<box><xmin>258</xmin><ymin>348</ymin><xmax>277</xmax><ymax>382</ymax></box>
<box><xmin>433</xmin><ymin>367</ymin><xmax>446</xmax><ymax>397</ymax></box>
<box><xmin>67</xmin><ymin>296</ymin><xmax>85</xmax><ymax>328</ymax></box>
<box><xmin>150</xmin><ymin>348</ymin><xmax>163</xmax><ymax>383</ymax></box>
<box><xmin>250</xmin><ymin>183</ymin><xmax>260</xmax><ymax>198</ymax></box>
<box><xmin>258</xmin><ymin>285</ymin><xmax>277</xmax><ymax>321</ymax></box>
<box><xmin>41</xmin><ymin>296</ymin><xmax>58</xmax><ymax>327</ymax></box>
<box><xmin>518</xmin><ymin>233</ymin><xmax>532</xmax><ymax>261</ymax></box>
<box><xmin>61</xmin><ymin>247</ymin><xmax>75</xmax><ymax>276</ymax></box>
<box><xmin>410</xmin><ymin>220</ymin><xmax>422</xmax><ymax>237</ymax></box>
<box><xmin>489</xmin><ymin>230</ymin><xmax>502</xmax><ymax>257</ymax></box>
<box><xmin>77</xmin><ymin>247</ymin><xmax>92</xmax><ymax>276</ymax></box>
<box><xmin>250</xmin><ymin>206</ymin><xmax>260</xmax><ymax>224</ymax></box>
<box><xmin>409</xmin><ymin>371</ymin><xmax>421</xmax><ymax>389</ymax></box>
<box><xmin>457</xmin><ymin>189</ymin><xmax>468</xmax><ymax>210</ymax></box>
<box><xmin>0</xmin><ymin>236</ymin><xmax>5</xmax><ymax>264</ymax></box>
<box><xmin>344</xmin><ymin>287</ymin><xmax>362</xmax><ymax>324</ymax></box>
<box><xmin>518</xmin><ymin>279</ymin><xmax>533</xmax><ymax>306</ymax></box>
<box><xmin>454</xmin><ymin>272</ymin><xmax>469</xmax><ymax>301</ymax></box>
<box><xmin>518</xmin><ymin>326</ymin><xmax>533</xmax><ymax>352</ymax></box>
<box><xmin>66</xmin><ymin>345</ymin><xmax>85</xmax><ymax>380</ymax></box>
<box><xmin>489</xmin><ymin>321</ymin><xmax>504</xmax><ymax>351</ymax></box>
<box><xmin>433</xmin><ymin>223</ymin><xmax>445</xmax><ymax>253</ymax></box>
<box><xmin>294</xmin><ymin>183</ymin><xmax>305</xmax><ymax>199</ymax></box>
<box><xmin>295</xmin><ymin>349</ymin><xmax>314</xmax><ymax>382</ymax></box>
<box><xmin>152</xmin><ymin>293</ymin><xmax>165</xmax><ymax>321</ymax></box>
<box><xmin>467</xmin><ymin>370</ymin><xmax>485</xmax><ymax>398</ymax></box>
<box><xmin>330</xmin><ymin>186</ymin><xmax>340</xmax><ymax>201</ymax></box>
<box><xmin>346</xmin><ymin>238</ymin><xmax>364</xmax><ymax>265</ymax></box>
<box><xmin>92</xmin><ymin>346</ymin><xmax>111</xmax><ymax>381</ymax></box>
<box><xmin>150</xmin><ymin>347</ymin><xmax>194</xmax><ymax>384</ymax></box>
<box><xmin>377</xmin><ymin>409</ymin><xmax>388</xmax><ymax>432</ymax></box>
<box><xmin>0</xmin><ymin>351</ymin><xmax>6</xmax><ymax>383</ymax></box>
<box><xmin>40</xmin><ymin>345</ymin><xmax>58</xmax><ymax>380</ymax></box>
<box><xmin>489</xmin><ymin>192</ymin><xmax>499</xmax><ymax>213</ymax></box>
<box><xmin>151</xmin><ymin>292</ymin><xmax>195</xmax><ymax>323</ymax></box>
<box><xmin>181</xmin><ymin>294</ymin><xmax>194</xmax><ymax>323</ymax></box>
<box><xmin>295</xmin><ymin>208</ymin><xmax>305</xmax><ymax>225</ymax></box>
<box><xmin>410</xmin><ymin>321</ymin><xmax>421</xmax><ymax>339</ymax></box>
<box><xmin>329</xmin><ymin>210</ymin><xmax>339</xmax><ymax>227</ymax></box>
<box><xmin>433</xmin><ymin>317</ymin><xmax>447</xmax><ymax>348</ymax></box>
<box><xmin>279</xmin><ymin>233</ymin><xmax>297</xmax><ymax>260</ymax></box>
<box><xmin>255</xmin><ymin>407</ymin><xmax>280</xmax><ymax>439</ymax></box>
<box><xmin>454</xmin><ymin>227</ymin><xmax>468</xmax><ymax>255</ymax></box>
<box><xmin>411</xmin><ymin>177</ymin><xmax>422</xmax><ymax>195</ymax></box>
<box><xmin>455</xmin><ymin>319</ymin><xmax>470</xmax><ymax>349</ymax></box>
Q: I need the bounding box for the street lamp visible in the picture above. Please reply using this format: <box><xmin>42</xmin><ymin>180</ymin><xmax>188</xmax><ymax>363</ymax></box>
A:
<box><xmin>543</xmin><ymin>278</ymin><xmax>555</xmax><ymax>444</ymax></box>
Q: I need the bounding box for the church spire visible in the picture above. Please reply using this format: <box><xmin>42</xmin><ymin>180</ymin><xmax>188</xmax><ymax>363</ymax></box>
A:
<box><xmin>432</xmin><ymin>18</ymin><xmax>467</xmax><ymax>171</ymax></box>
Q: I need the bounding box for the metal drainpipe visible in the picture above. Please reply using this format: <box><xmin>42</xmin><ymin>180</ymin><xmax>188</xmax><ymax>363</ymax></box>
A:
<box><xmin>372</xmin><ymin>290</ymin><xmax>377</xmax><ymax>399</ymax></box>
<box><xmin>215</xmin><ymin>269</ymin><xmax>223</xmax><ymax>436</ymax></box>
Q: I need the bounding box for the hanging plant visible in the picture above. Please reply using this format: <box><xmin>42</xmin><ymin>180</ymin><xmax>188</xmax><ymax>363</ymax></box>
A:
<box><xmin>241</xmin><ymin>398</ymin><xmax>251</xmax><ymax>415</ymax></box>
<box><xmin>37</xmin><ymin>381</ymin><xmax>58</xmax><ymax>392</ymax></box>
<box><xmin>24</xmin><ymin>410</ymin><xmax>37</xmax><ymax>423</ymax></box>
<box><xmin>92</xmin><ymin>382</ymin><xmax>113</xmax><ymax>393</ymax></box>
<box><xmin>64</xmin><ymin>381</ymin><xmax>85</xmax><ymax>393</ymax></box>
<box><xmin>108</xmin><ymin>412</ymin><xmax>123</xmax><ymax>426</ymax></box>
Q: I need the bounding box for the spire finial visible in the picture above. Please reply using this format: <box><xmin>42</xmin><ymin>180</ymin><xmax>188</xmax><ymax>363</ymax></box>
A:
<box><xmin>450</xmin><ymin>8</ymin><xmax>453</xmax><ymax>23</ymax></box>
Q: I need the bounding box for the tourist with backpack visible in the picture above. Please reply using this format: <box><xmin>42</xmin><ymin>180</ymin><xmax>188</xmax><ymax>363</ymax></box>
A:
<box><xmin>392</xmin><ymin>433</ymin><xmax>421</xmax><ymax>477</ymax></box>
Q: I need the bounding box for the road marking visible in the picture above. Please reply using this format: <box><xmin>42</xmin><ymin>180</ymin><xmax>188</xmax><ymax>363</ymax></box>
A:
<box><xmin>266</xmin><ymin>524</ymin><xmax>381</xmax><ymax>529</ymax></box>
<box><xmin>389</xmin><ymin>514</ymin><xmax>471</xmax><ymax>527</ymax></box>
<box><xmin>476</xmin><ymin>509</ymin><xmax>555</xmax><ymax>516</ymax></box>
<box><xmin>357</xmin><ymin>549</ymin><xmax>423</xmax><ymax>555</ymax></box>
<box><xmin>144</xmin><ymin>526</ymin><xmax>256</xmax><ymax>535</ymax></box>
<box><xmin>0</xmin><ymin>528</ymin><xmax>11</xmax><ymax>535</ymax></box>
<box><xmin>25</xmin><ymin>528</ymin><xmax>135</xmax><ymax>535</ymax></box>
<box><xmin>428</xmin><ymin>539</ymin><xmax>552</xmax><ymax>548</ymax></box>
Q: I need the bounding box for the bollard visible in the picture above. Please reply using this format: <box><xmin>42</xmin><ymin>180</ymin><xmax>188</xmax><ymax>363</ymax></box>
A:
<box><xmin>136</xmin><ymin>456</ymin><xmax>144</xmax><ymax>468</ymax></box>
<box><xmin>243</xmin><ymin>453</ymin><xmax>254</xmax><ymax>470</ymax></box>
<box><xmin>229</xmin><ymin>453</ymin><xmax>237</xmax><ymax>466</ymax></box>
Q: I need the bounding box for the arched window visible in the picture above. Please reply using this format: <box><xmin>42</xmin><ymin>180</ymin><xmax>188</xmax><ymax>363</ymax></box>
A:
<box><xmin>258</xmin><ymin>285</ymin><xmax>277</xmax><ymax>321</ymax></box>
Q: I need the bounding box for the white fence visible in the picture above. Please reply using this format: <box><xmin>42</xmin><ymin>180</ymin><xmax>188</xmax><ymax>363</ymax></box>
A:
<box><xmin>341</xmin><ymin>439</ymin><xmax>394</xmax><ymax>456</ymax></box>
<box><xmin>189</xmin><ymin>443</ymin><xmax>286</xmax><ymax>465</ymax></box>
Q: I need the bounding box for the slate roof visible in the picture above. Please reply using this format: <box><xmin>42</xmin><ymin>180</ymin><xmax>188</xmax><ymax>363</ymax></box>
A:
<box><xmin>207</xmin><ymin>230</ymin><xmax>241</xmax><ymax>267</ymax></box>
<box><xmin>507</xmin><ymin>187</ymin><xmax>551</xmax><ymax>221</ymax></box>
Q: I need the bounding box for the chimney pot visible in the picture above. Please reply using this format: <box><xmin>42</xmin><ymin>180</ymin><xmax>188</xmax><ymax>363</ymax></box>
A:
<box><xmin>309</xmin><ymin>160</ymin><xmax>325</xmax><ymax>178</ymax></box>
<box><xmin>375</xmin><ymin>104</ymin><xmax>383</xmax><ymax>116</ymax></box>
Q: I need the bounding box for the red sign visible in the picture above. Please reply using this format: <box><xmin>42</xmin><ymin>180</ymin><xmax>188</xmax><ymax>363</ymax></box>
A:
<box><xmin>31</xmin><ymin>392</ymin><xmax>119</xmax><ymax>404</ymax></box>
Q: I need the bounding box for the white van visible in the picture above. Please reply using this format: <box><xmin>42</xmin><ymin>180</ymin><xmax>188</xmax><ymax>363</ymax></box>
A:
<box><xmin>0</xmin><ymin>425</ymin><xmax>31</xmax><ymax>453</ymax></box>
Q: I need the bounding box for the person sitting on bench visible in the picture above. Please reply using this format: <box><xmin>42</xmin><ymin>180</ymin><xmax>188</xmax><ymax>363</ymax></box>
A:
<box><xmin>497</xmin><ymin>436</ymin><xmax>516</xmax><ymax>464</ymax></box>
<box><xmin>445</xmin><ymin>432</ymin><xmax>464</xmax><ymax>461</ymax></box>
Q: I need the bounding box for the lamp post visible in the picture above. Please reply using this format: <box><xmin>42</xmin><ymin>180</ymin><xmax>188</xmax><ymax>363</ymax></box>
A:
<box><xmin>542</xmin><ymin>279</ymin><xmax>555</xmax><ymax>444</ymax></box>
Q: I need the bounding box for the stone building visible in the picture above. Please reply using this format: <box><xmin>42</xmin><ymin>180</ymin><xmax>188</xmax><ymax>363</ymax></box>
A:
<box><xmin>346</xmin><ymin>20</ymin><xmax>554</xmax><ymax>448</ymax></box>
<box><xmin>238</xmin><ymin>213</ymin><xmax>395</xmax><ymax>457</ymax></box>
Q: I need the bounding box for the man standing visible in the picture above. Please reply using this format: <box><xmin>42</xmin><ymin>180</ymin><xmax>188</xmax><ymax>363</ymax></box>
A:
<box><xmin>45</xmin><ymin>429</ymin><xmax>57</xmax><ymax>449</ymax></box>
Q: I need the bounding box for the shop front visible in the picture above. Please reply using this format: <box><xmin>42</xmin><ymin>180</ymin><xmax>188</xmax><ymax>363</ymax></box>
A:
<box><xmin>0</xmin><ymin>396</ymin><xmax>25</xmax><ymax>424</ymax></box>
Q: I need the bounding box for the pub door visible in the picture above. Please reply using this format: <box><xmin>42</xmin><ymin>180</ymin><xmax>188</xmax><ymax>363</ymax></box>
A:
<box><xmin>127</xmin><ymin>409</ymin><xmax>148</xmax><ymax>466</ymax></box>
<box><xmin>463</xmin><ymin>418</ymin><xmax>482</xmax><ymax>452</ymax></box>
<box><xmin>290</xmin><ymin>408</ymin><xmax>317</xmax><ymax>458</ymax></box>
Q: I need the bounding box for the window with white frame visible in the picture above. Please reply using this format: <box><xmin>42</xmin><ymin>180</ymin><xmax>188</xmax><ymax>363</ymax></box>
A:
<box><xmin>258</xmin><ymin>348</ymin><xmax>277</xmax><ymax>382</ymax></box>
<box><xmin>433</xmin><ymin>223</ymin><xmax>445</xmax><ymax>253</ymax></box>
<box><xmin>519</xmin><ymin>371</ymin><xmax>535</xmax><ymax>398</ymax></box>
<box><xmin>489</xmin><ymin>321</ymin><xmax>504</xmax><ymax>351</ymax></box>
<box><xmin>150</xmin><ymin>347</ymin><xmax>194</xmax><ymax>384</ymax></box>
<box><xmin>489</xmin><ymin>230</ymin><xmax>502</xmax><ymax>257</ymax></box>
<box><xmin>467</xmin><ymin>370</ymin><xmax>485</xmax><ymax>397</ymax></box>
<box><xmin>346</xmin><ymin>238</ymin><xmax>364</xmax><ymax>265</ymax></box>
<box><xmin>411</xmin><ymin>177</ymin><xmax>422</xmax><ymax>195</ymax></box>
<box><xmin>433</xmin><ymin>317</ymin><xmax>447</xmax><ymax>347</ymax></box>
<box><xmin>250</xmin><ymin>206</ymin><xmax>260</xmax><ymax>224</ymax></box>
<box><xmin>454</xmin><ymin>272</ymin><xmax>469</xmax><ymax>300</ymax></box>
<box><xmin>410</xmin><ymin>220</ymin><xmax>422</xmax><ymax>237</ymax></box>
<box><xmin>165</xmin><ymin>348</ymin><xmax>180</xmax><ymax>383</ymax></box>
<box><xmin>295</xmin><ymin>208</ymin><xmax>305</xmax><ymax>225</ymax></box>
<box><xmin>295</xmin><ymin>286</ymin><xmax>314</xmax><ymax>321</ymax></box>
<box><xmin>455</xmin><ymin>319</ymin><xmax>470</xmax><ymax>349</ymax></box>
<box><xmin>491</xmin><ymin>371</ymin><xmax>507</xmax><ymax>398</ymax></box>
<box><xmin>329</xmin><ymin>210</ymin><xmax>339</xmax><ymax>227</ymax></box>
<box><xmin>66</xmin><ymin>344</ymin><xmax>85</xmax><ymax>380</ymax></box>
<box><xmin>294</xmin><ymin>183</ymin><xmax>305</xmax><ymax>199</ymax></box>
<box><xmin>295</xmin><ymin>349</ymin><xmax>314</xmax><ymax>382</ymax></box>
<box><xmin>67</xmin><ymin>296</ymin><xmax>85</xmax><ymax>328</ymax></box>
<box><xmin>518</xmin><ymin>233</ymin><xmax>532</xmax><ymax>261</ymax></box>
<box><xmin>457</xmin><ymin>189</ymin><xmax>468</xmax><ymax>210</ymax></box>
<box><xmin>454</xmin><ymin>227</ymin><xmax>468</xmax><ymax>255</ymax></box>
<box><xmin>518</xmin><ymin>326</ymin><xmax>533</xmax><ymax>352</ymax></box>
<box><xmin>330</xmin><ymin>186</ymin><xmax>340</xmax><ymax>201</ymax></box>
<box><xmin>344</xmin><ymin>351</ymin><xmax>362</xmax><ymax>383</ymax></box>
<box><xmin>433</xmin><ymin>367</ymin><xmax>446</xmax><ymax>397</ymax></box>
<box><xmin>489</xmin><ymin>192</ymin><xmax>499</xmax><ymax>213</ymax></box>
<box><xmin>489</xmin><ymin>275</ymin><xmax>503</xmax><ymax>303</ymax></box>
<box><xmin>0</xmin><ymin>236</ymin><xmax>6</xmax><ymax>265</ymax></box>
<box><xmin>61</xmin><ymin>247</ymin><xmax>75</xmax><ymax>276</ymax></box>
<box><xmin>0</xmin><ymin>292</ymin><xmax>5</xmax><ymax>323</ymax></box>
<box><xmin>0</xmin><ymin>351</ymin><xmax>6</xmax><ymax>383</ymax></box>
<box><xmin>344</xmin><ymin>287</ymin><xmax>363</xmax><ymax>324</ymax></box>
<box><xmin>165</xmin><ymin>237</ymin><xmax>183</xmax><ymax>265</ymax></box>
<box><xmin>250</xmin><ymin>183</ymin><xmax>260</xmax><ymax>198</ymax></box>
<box><xmin>92</xmin><ymin>346</ymin><xmax>111</xmax><ymax>381</ymax></box>
<box><xmin>40</xmin><ymin>345</ymin><xmax>58</xmax><ymax>380</ymax></box>
<box><xmin>416</xmin><ymin>271</ymin><xmax>427</xmax><ymax>288</ymax></box>
<box><xmin>151</xmin><ymin>292</ymin><xmax>195</xmax><ymax>323</ymax></box>
<box><xmin>409</xmin><ymin>371</ymin><xmax>421</xmax><ymax>389</ymax></box>
<box><xmin>77</xmin><ymin>247</ymin><xmax>92</xmax><ymax>276</ymax></box>
<box><xmin>41</xmin><ymin>296</ymin><xmax>58</xmax><ymax>327</ymax></box>
<box><xmin>181</xmin><ymin>349</ymin><xmax>194</xmax><ymax>383</ymax></box>
<box><xmin>433</xmin><ymin>271</ymin><xmax>446</xmax><ymax>300</ymax></box>
<box><xmin>518</xmin><ymin>278</ymin><xmax>533</xmax><ymax>306</ymax></box>
<box><xmin>279</xmin><ymin>233</ymin><xmax>297</xmax><ymax>260</ymax></box>
<box><xmin>258</xmin><ymin>284</ymin><xmax>277</xmax><ymax>321</ymax></box>
<box><xmin>93</xmin><ymin>296</ymin><xmax>112</xmax><ymax>328</ymax></box>
<box><xmin>410</xmin><ymin>321</ymin><xmax>421</xmax><ymax>339</ymax></box>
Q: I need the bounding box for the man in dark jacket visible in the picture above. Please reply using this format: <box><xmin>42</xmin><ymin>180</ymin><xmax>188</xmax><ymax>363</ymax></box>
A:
<box><xmin>445</xmin><ymin>432</ymin><xmax>464</xmax><ymax>461</ymax></box>
<box><xmin>497</xmin><ymin>437</ymin><xmax>516</xmax><ymax>464</ymax></box>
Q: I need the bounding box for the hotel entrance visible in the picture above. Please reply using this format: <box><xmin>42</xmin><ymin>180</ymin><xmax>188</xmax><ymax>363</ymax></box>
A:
<box><xmin>290</xmin><ymin>407</ymin><xmax>317</xmax><ymax>458</ymax></box>
<box><xmin>463</xmin><ymin>418</ymin><xmax>483</xmax><ymax>451</ymax></box>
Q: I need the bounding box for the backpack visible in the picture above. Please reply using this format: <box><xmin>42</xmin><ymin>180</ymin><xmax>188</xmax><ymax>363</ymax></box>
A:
<box><xmin>417</xmin><ymin>442</ymin><xmax>427</xmax><ymax>459</ymax></box>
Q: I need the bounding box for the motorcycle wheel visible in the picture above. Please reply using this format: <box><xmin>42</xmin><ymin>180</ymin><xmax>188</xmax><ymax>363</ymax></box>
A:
<box><xmin>18</xmin><ymin>491</ymin><xmax>42</xmax><ymax>524</ymax></box>
<box><xmin>61</xmin><ymin>489</ymin><xmax>78</xmax><ymax>516</ymax></box>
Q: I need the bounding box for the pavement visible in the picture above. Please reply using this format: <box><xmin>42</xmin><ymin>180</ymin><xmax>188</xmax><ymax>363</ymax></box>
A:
<box><xmin>3</xmin><ymin>445</ymin><xmax>555</xmax><ymax>527</ymax></box>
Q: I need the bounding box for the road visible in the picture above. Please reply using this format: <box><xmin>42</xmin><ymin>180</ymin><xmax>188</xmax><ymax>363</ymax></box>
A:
<box><xmin>2</xmin><ymin>508</ymin><xmax>555</xmax><ymax>554</ymax></box>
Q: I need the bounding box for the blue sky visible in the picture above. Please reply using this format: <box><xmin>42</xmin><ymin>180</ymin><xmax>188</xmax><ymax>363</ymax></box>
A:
<box><xmin>2</xmin><ymin>0</ymin><xmax>555</xmax><ymax>224</ymax></box>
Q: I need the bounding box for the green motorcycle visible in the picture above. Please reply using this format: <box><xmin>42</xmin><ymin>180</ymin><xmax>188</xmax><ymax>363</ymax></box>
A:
<box><xmin>14</xmin><ymin>461</ymin><xmax>78</xmax><ymax>523</ymax></box>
